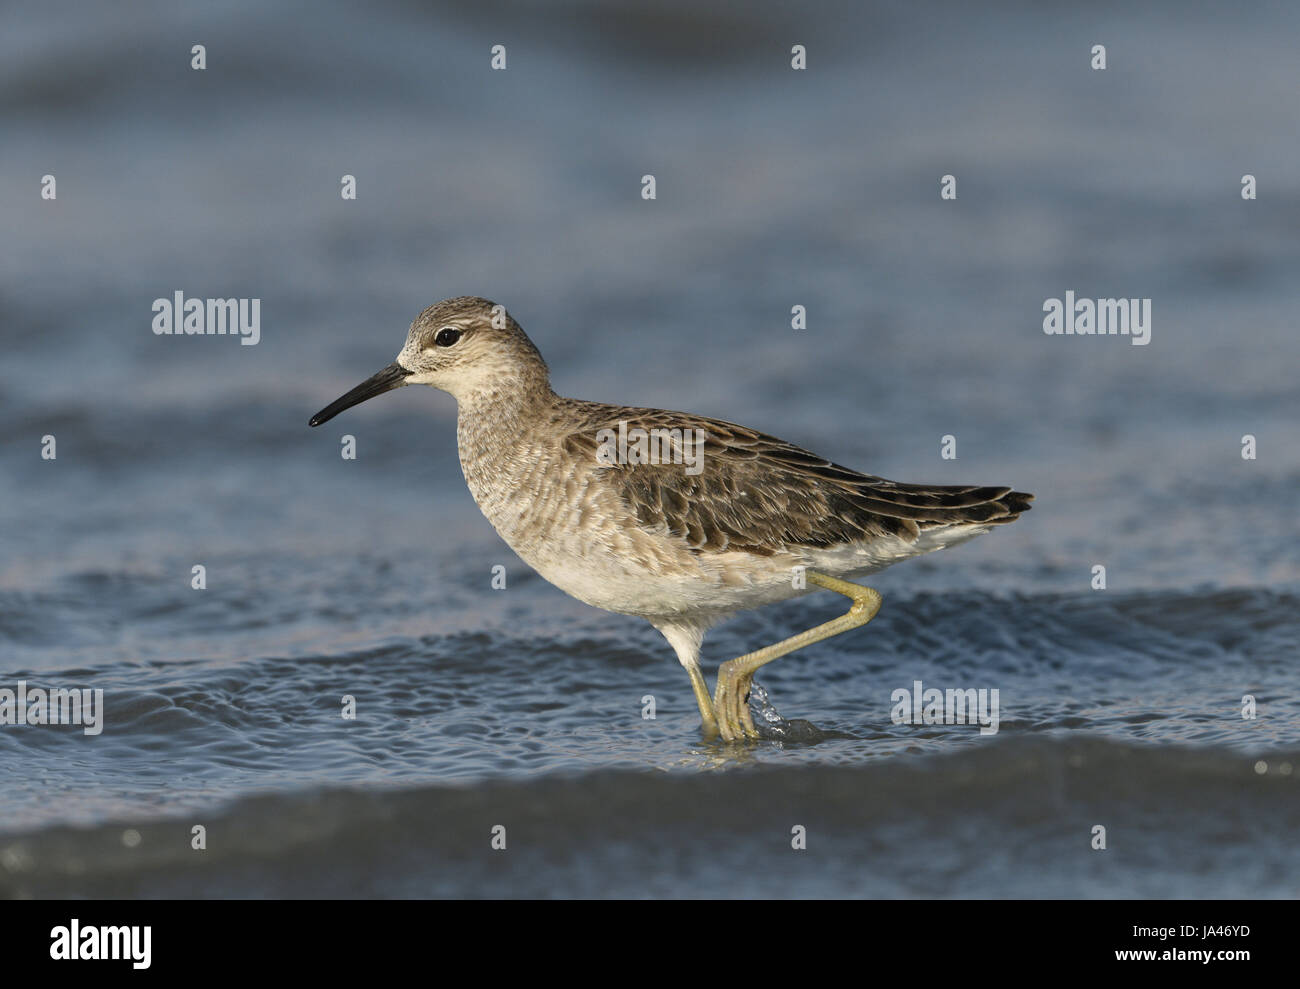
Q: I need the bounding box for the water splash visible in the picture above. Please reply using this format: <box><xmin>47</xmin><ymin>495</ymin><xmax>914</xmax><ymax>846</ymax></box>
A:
<box><xmin>748</xmin><ymin>681</ymin><xmax>826</xmax><ymax>743</ymax></box>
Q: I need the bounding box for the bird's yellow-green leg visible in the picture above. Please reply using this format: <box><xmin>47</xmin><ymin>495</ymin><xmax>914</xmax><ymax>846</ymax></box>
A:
<box><xmin>684</xmin><ymin>662</ymin><xmax>719</xmax><ymax>737</ymax></box>
<box><xmin>713</xmin><ymin>572</ymin><xmax>883</xmax><ymax>742</ymax></box>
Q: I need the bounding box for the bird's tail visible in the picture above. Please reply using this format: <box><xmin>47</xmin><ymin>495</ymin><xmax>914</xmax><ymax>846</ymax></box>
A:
<box><xmin>856</xmin><ymin>481</ymin><xmax>1034</xmax><ymax>528</ymax></box>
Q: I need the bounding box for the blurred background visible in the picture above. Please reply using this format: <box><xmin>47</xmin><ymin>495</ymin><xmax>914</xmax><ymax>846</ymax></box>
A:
<box><xmin>1</xmin><ymin>0</ymin><xmax>1297</xmax><ymax>897</ymax></box>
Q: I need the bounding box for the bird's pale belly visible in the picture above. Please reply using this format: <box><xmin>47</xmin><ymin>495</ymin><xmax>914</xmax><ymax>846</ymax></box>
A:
<box><xmin>463</xmin><ymin>462</ymin><xmax>797</xmax><ymax>618</ymax></box>
<box><xmin>501</xmin><ymin>512</ymin><xmax>987</xmax><ymax>620</ymax></box>
<box><xmin>478</xmin><ymin>497</ymin><xmax>909</xmax><ymax>621</ymax></box>
<box><xmin>515</xmin><ymin>530</ymin><xmax>809</xmax><ymax>619</ymax></box>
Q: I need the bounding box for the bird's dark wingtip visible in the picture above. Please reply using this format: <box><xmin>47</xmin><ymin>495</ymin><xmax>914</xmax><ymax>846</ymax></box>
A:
<box><xmin>984</xmin><ymin>489</ymin><xmax>1034</xmax><ymax>524</ymax></box>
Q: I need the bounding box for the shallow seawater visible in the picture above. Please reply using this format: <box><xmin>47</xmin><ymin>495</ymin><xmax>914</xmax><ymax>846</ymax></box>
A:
<box><xmin>3</xmin><ymin>577</ymin><xmax>1297</xmax><ymax>897</ymax></box>
<box><xmin>2</xmin><ymin>0</ymin><xmax>1299</xmax><ymax>897</ymax></box>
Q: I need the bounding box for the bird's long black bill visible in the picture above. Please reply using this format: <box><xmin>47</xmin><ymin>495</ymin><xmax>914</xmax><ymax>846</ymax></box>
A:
<box><xmin>309</xmin><ymin>362</ymin><xmax>411</xmax><ymax>426</ymax></box>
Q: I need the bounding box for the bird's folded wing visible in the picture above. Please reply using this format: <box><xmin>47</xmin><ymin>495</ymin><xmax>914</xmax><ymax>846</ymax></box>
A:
<box><xmin>559</xmin><ymin>404</ymin><xmax>1032</xmax><ymax>556</ymax></box>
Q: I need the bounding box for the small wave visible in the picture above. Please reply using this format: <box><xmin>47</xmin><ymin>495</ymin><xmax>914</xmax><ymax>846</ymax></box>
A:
<box><xmin>1</xmin><ymin>736</ymin><xmax>1296</xmax><ymax>898</ymax></box>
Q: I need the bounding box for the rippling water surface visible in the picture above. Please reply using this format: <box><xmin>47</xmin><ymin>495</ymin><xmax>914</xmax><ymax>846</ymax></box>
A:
<box><xmin>2</xmin><ymin>0</ymin><xmax>1298</xmax><ymax>897</ymax></box>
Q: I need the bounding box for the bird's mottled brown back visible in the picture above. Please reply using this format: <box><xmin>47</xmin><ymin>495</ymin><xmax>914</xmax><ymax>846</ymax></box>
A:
<box><xmin>558</xmin><ymin>402</ymin><xmax>1032</xmax><ymax>557</ymax></box>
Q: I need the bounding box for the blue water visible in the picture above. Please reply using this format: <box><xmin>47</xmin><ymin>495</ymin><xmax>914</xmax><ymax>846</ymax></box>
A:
<box><xmin>1</xmin><ymin>0</ymin><xmax>1298</xmax><ymax>897</ymax></box>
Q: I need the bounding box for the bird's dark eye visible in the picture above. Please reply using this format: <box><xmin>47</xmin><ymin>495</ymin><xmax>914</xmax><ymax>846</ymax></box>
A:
<box><xmin>434</xmin><ymin>326</ymin><xmax>462</xmax><ymax>347</ymax></box>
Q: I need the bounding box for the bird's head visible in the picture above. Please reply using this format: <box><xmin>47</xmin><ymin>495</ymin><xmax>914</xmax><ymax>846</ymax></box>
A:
<box><xmin>309</xmin><ymin>296</ymin><xmax>549</xmax><ymax>426</ymax></box>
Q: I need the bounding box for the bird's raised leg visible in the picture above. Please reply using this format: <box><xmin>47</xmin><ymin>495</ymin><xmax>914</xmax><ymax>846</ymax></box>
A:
<box><xmin>713</xmin><ymin>572</ymin><xmax>882</xmax><ymax>742</ymax></box>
